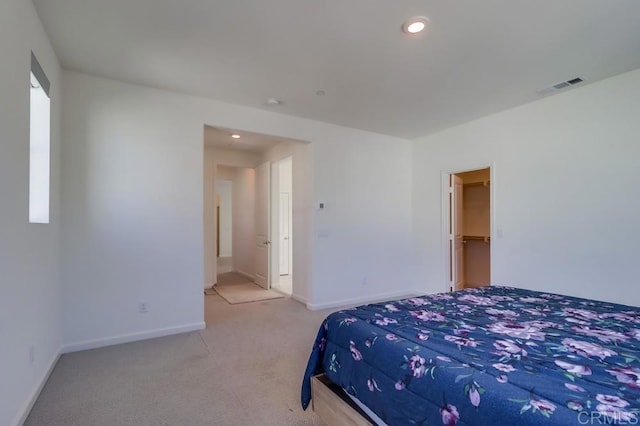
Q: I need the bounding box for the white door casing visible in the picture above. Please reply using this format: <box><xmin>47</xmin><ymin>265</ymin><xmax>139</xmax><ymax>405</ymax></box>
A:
<box><xmin>452</xmin><ymin>174</ymin><xmax>464</xmax><ymax>291</ymax></box>
<box><xmin>279</xmin><ymin>192</ymin><xmax>290</xmax><ymax>275</ymax></box>
<box><xmin>255</xmin><ymin>161</ymin><xmax>270</xmax><ymax>289</ymax></box>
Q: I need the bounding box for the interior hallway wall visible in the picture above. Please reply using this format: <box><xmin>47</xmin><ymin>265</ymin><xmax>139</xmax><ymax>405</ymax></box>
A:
<box><xmin>216</xmin><ymin>179</ymin><xmax>233</xmax><ymax>257</ymax></box>
<box><xmin>279</xmin><ymin>157</ymin><xmax>293</xmax><ymax>276</ymax></box>
<box><xmin>232</xmin><ymin>168</ymin><xmax>256</xmax><ymax>278</ymax></box>
<box><xmin>204</xmin><ymin>148</ymin><xmax>258</xmax><ymax>286</ymax></box>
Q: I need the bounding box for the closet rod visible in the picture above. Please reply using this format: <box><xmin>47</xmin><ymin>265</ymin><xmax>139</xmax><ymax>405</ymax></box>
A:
<box><xmin>463</xmin><ymin>180</ymin><xmax>490</xmax><ymax>188</ymax></box>
<box><xmin>462</xmin><ymin>236</ymin><xmax>490</xmax><ymax>243</ymax></box>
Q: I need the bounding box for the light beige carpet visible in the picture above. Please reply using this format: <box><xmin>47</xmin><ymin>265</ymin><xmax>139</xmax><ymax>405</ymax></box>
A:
<box><xmin>25</xmin><ymin>287</ymin><xmax>334</xmax><ymax>426</ymax></box>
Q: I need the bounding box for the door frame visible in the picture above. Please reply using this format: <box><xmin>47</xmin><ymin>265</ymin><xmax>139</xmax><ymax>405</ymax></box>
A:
<box><xmin>441</xmin><ymin>162</ymin><xmax>496</xmax><ymax>293</ymax></box>
<box><xmin>452</xmin><ymin>174</ymin><xmax>464</xmax><ymax>291</ymax></box>
<box><xmin>279</xmin><ymin>191</ymin><xmax>291</xmax><ymax>275</ymax></box>
<box><xmin>269</xmin><ymin>156</ymin><xmax>294</xmax><ymax>294</ymax></box>
<box><xmin>254</xmin><ymin>161</ymin><xmax>271</xmax><ymax>289</ymax></box>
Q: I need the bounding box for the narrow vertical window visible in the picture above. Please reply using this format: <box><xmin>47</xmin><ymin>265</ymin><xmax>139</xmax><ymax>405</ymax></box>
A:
<box><xmin>29</xmin><ymin>53</ymin><xmax>50</xmax><ymax>224</ymax></box>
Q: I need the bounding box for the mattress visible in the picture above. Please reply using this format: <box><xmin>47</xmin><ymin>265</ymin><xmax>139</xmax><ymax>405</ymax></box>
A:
<box><xmin>302</xmin><ymin>286</ymin><xmax>640</xmax><ymax>425</ymax></box>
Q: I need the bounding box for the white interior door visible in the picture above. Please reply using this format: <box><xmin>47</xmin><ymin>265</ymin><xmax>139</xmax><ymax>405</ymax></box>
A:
<box><xmin>451</xmin><ymin>175</ymin><xmax>464</xmax><ymax>291</ymax></box>
<box><xmin>279</xmin><ymin>192</ymin><xmax>290</xmax><ymax>275</ymax></box>
<box><xmin>255</xmin><ymin>161</ymin><xmax>270</xmax><ymax>289</ymax></box>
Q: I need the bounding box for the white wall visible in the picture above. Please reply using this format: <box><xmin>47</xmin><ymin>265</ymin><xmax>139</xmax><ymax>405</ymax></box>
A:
<box><xmin>413</xmin><ymin>68</ymin><xmax>640</xmax><ymax>306</ymax></box>
<box><xmin>216</xmin><ymin>167</ymin><xmax>237</xmax><ymax>263</ymax></box>
<box><xmin>279</xmin><ymin>157</ymin><xmax>293</xmax><ymax>193</ymax></box>
<box><xmin>209</xmin><ymin>149</ymin><xmax>259</xmax><ymax>169</ymax></box>
<box><xmin>279</xmin><ymin>157</ymin><xmax>293</xmax><ymax>277</ymax></box>
<box><xmin>0</xmin><ymin>1</ymin><xmax>63</xmax><ymax>425</ymax></box>
<box><xmin>232</xmin><ymin>168</ymin><xmax>256</xmax><ymax>277</ymax></box>
<box><xmin>216</xmin><ymin>165</ymin><xmax>237</xmax><ymax>180</ymax></box>
<box><xmin>216</xmin><ymin>179</ymin><xmax>233</xmax><ymax>257</ymax></box>
<box><xmin>61</xmin><ymin>74</ymin><xmax>206</xmax><ymax>349</ymax></box>
<box><xmin>310</xmin><ymin>134</ymin><xmax>414</xmax><ymax>308</ymax></box>
<box><xmin>62</xmin><ymin>71</ymin><xmax>414</xmax><ymax>344</ymax></box>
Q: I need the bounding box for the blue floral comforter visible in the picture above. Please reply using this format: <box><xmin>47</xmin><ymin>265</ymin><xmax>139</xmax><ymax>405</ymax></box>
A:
<box><xmin>301</xmin><ymin>286</ymin><xmax>640</xmax><ymax>425</ymax></box>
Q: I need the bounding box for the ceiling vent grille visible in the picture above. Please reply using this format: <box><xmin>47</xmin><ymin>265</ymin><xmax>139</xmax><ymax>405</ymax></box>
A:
<box><xmin>537</xmin><ymin>77</ymin><xmax>585</xmax><ymax>95</ymax></box>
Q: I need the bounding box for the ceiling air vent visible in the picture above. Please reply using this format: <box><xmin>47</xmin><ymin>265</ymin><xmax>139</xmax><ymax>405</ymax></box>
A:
<box><xmin>537</xmin><ymin>77</ymin><xmax>585</xmax><ymax>95</ymax></box>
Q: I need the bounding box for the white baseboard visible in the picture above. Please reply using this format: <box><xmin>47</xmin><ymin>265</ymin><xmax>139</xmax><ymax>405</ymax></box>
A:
<box><xmin>14</xmin><ymin>347</ymin><xmax>62</xmax><ymax>426</ymax></box>
<box><xmin>62</xmin><ymin>322</ymin><xmax>206</xmax><ymax>354</ymax></box>
<box><xmin>290</xmin><ymin>293</ymin><xmax>308</xmax><ymax>305</ymax></box>
<box><xmin>306</xmin><ymin>290</ymin><xmax>420</xmax><ymax>311</ymax></box>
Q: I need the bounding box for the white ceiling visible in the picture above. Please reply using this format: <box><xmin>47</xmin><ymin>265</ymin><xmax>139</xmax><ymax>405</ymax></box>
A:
<box><xmin>204</xmin><ymin>126</ymin><xmax>290</xmax><ymax>153</ymax></box>
<box><xmin>34</xmin><ymin>0</ymin><xmax>640</xmax><ymax>139</ymax></box>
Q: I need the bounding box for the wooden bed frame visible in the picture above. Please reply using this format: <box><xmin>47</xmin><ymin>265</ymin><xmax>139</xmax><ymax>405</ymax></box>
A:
<box><xmin>311</xmin><ymin>374</ymin><xmax>376</xmax><ymax>426</ymax></box>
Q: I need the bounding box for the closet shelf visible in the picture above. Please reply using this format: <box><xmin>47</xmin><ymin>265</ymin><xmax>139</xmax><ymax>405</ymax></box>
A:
<box><xmin>463</xmin><ymin>180</ymin><xmax>490</xmax><ymax>188</ymax></box>
<box><xmin>463</xmin><ymin>235</ymin><xmax>490</xmax><ymax>243</ymax></box>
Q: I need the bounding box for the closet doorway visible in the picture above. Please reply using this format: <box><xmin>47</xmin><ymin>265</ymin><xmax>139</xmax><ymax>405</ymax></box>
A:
<box><xmin>447</xmin><ymin>167</ymin><xmax>492</xmax><ymax>291</ymax></box>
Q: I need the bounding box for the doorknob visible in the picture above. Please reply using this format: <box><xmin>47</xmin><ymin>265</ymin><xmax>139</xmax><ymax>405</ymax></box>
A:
<box><xmin>263</xmin><ymin>241</ymin><xmax>271</xmax><ymax>245</ymax></box>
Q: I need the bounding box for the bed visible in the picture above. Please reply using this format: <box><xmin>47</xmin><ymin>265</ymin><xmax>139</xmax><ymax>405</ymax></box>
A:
<box><xmin>301</xmin><ymin>286</ymin><xmax>640</xmax><ymax>425</ymax></box>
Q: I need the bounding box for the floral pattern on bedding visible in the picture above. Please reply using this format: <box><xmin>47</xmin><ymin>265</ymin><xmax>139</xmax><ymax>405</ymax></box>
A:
<box><xmin>301</xmin><ymin>286</ymin><xmax>640</xmax><ymax>425</ymax></box>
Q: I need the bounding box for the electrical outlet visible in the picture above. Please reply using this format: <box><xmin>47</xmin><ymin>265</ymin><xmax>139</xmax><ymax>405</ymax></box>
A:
<box><xmin>362</xmin><ymin>277</ymin><xmax>368</xmax><ymax>286</ymax></box>
<box><xmin>138</xmin><ymin>301</ymin><xmax>148</xmax><ymax>314</ymax></box>
<box><xmin>28</xmin><ymin>346</ymin><xmax>35</xmax><ymax>364</ymax></box>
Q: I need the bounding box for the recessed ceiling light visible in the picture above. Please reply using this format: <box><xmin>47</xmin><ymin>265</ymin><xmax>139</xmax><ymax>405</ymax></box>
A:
<box><xmin>402</xmin><ymin>16</ymin><xmax>429</xmax><ymax>34</ymax></box>
<box><xmin>231</xmin><ymin>134</ymin><xmax>241</xmax><ymax>139</ymax></box>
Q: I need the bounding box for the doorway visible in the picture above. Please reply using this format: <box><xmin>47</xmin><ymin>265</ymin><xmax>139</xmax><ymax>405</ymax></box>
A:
<box><xmin>446</xmin><ymin>167</ymin><xmax>492</xmax><ymax>291</ymax></box>
<box><xmin>270</xmin><ymin>156</ymin><xmax>293</xmax><ymax>295</ymax></box>
<box><xmin>203</xmin><ymin>125</ymin><xmax>311</xmax><ymax>307</ymax></box>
